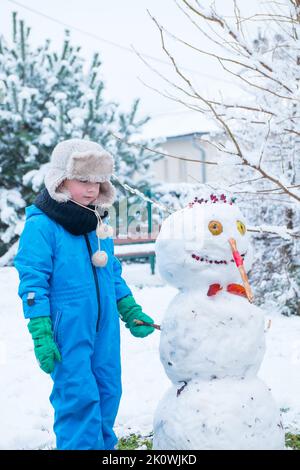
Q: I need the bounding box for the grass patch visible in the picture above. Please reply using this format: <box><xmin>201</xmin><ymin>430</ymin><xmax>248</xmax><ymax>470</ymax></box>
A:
<box><xmin>118</xmin><ymin>432</ymin><xmax>298</xmax><ymax>450</ymax></box>
<box><xmin>285</xmin><ymin>433</ymin><xmax>300</xmax><ymax>450</ymax></box>
<box><xmin>36</xmin><ymin>432</ymin><xmax>300</xmax><ymax>450</ymax></box>
<box><xmin>117</xmin><ymin>433</ymin><xmax>153</xmax><ymax>450</ymax></box>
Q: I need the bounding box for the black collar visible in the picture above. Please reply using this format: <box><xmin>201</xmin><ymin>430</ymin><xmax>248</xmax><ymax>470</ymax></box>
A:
<box><xmin>34</xmin><ymin>188</ymin><xmax>108</xmax><ymax>235</ymax></box>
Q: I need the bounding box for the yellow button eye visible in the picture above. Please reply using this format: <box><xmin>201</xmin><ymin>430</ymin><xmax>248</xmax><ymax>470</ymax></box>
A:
<box><xmin>237</xmin><ymin>220</ymin><xmax>246</xmax><ymax>235</ymax></box>
<box><xmin>208</xmin><ymin>220</ymin><xmax>223</xmax><ymax>236</ymax></box>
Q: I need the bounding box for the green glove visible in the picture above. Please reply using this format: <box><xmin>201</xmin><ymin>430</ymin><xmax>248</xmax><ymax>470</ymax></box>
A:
<box><xmin>28</xmin><ymin>316</ymin><xmax>61</xmax><ymax>374</ymax></box>
<box><xmin>117</xmin><ymin>295</ymin><xmax>155</xmax><ymax>338</ymax></box>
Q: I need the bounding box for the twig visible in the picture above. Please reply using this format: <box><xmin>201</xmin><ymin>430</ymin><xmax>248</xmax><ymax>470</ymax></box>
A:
<box><xmin>177</xmin><ymin>381</ymin><xmax>188</xmax><ymax>397</ymax></box>
<box><xmin>112</xmin><ymin>174</ymin><xmax>172</xmax><ymax>214</ymax></box>
<box><xmin>161</xmin><ymin>23</ymin><xmax>294</xmax><ymax>95</ymax></box>
<box><xmin>134</xmin><ymin>319</ymin><xmax>161</xmax><ymax>330</ymax></box>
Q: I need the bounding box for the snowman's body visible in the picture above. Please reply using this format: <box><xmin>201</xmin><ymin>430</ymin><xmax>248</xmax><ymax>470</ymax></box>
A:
<box><xmin>153</xmin><ymin>194</ymin><xmax>284</xmax><ymax>450</ymax></box>
<box><xmin>160</xmin><ymin>291</ymin><xmax>265</xmax><ymax>383</ymax></box>
<box><xmin>154</xmin><ymin>378</ymin><xmax>282</xmax><ymax>450</ymax></box>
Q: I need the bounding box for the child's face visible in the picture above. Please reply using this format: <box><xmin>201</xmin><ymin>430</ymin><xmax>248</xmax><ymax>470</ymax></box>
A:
<box><xmin>61</xmin><ymin>179</ymin><xmax>100</xmax><ymax>206</ymax></box>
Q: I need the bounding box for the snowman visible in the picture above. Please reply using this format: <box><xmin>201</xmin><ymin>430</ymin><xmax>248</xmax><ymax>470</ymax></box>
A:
<box><xmin>152</xmin><ymin>193</ymin><xmax>284</xmax><ymax>450</ymax></box>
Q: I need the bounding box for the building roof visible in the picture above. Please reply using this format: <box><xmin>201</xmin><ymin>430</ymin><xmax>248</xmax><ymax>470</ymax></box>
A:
<box><xmin>139</xmin><ymin>109</ymin><xmax>218</xmax><ymax>140</ymax></box>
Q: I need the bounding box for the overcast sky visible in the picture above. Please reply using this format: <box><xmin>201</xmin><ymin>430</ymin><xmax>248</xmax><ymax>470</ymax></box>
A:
<box><xmin>1</xmin><ymin>0</ymin><xmax>269</xmax><ymax>124</ymax></box>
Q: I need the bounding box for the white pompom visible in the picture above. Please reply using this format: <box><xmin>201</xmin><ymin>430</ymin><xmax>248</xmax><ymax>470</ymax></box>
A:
<box><xmin>96</xmin><ymin>223</ymin><xmax>114</xmax><ymax>239</ymax></box>
<box><xmin>92</xmin><ymin>250</ymin><xmax>108</xmax><ymax>267</ymax></box>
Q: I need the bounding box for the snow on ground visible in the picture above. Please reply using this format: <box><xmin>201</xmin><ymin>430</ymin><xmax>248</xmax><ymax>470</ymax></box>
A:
<box><xmin>0</xmin><ymin>263</ymin><xmax>299</xmax><ymax>449</ymax></box>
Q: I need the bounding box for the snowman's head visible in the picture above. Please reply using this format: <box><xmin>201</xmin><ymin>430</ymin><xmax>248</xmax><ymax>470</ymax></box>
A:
<box><xmin>155</xmin><ymin>193</ymin><xmax>253</xmax><ymax>290</ymax></box>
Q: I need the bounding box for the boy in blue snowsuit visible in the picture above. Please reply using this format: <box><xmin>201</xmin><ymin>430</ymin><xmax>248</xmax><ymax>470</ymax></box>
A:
<box><xmin>14</xmin><ymin>139</ymin><xmax>155</xmax><ymax>450</ymax></box>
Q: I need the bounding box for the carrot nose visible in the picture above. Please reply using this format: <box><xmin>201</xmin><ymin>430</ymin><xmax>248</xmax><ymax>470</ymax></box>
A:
<box><xmin>228</xmin><ymin>238</ymin><xmax>254</xmax><ymax>303</ymax></box>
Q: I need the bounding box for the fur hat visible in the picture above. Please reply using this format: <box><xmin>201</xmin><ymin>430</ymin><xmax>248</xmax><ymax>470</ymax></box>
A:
<box><xmin>44</xmin><ymin>138</ymin><xmax>116</xmax><ymax>207</ymax></box>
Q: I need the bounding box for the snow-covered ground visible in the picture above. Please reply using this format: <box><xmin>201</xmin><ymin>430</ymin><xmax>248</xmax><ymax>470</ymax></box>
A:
<box><xmin>0</xmin><ymin>263</ymin><xmax>299</xmax><ymax>449</ymax></box>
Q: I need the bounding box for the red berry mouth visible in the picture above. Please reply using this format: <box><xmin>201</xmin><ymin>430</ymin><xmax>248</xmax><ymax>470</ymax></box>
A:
<box><xmin>191</xmin><ymin>251</ymin><xmax>247</xmax><ymax>265</ymax></box>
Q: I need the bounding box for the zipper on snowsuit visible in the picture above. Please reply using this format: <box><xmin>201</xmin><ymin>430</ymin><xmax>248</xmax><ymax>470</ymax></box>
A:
<box><xmin>84</xmin><ymin>234</ymin><xmax>101</xmax><ymax>332</ymax></box>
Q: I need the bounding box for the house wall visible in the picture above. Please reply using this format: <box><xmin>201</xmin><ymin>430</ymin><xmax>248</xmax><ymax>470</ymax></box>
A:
<box><xmin>153</xmin><ymin>136</ymin><xmax>233</xmax><ymax>185</ymax></box>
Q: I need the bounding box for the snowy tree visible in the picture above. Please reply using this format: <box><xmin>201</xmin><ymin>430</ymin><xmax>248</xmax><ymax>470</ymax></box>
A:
<box><xmin>144</xmin><ymin>0</ymin><xmax>300</xmax><ymax>314</ymax></box>
<box><xmin>0</xmin><ymin>13</ymin><xmax>160</xmax><ymax>262</ymax></box>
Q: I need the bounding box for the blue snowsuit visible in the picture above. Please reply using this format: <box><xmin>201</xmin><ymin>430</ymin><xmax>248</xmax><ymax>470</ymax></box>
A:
<box><xmin>14</xmin><ymin>204</ymin><xmax>132</xmax><ymax>450</ymax></box>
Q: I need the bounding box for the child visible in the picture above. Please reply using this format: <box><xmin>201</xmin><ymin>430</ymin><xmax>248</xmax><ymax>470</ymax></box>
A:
<box><xmin>14</xmin><ymin>138</ymin><xmax>155</xmax><ymax>450</ymax></box>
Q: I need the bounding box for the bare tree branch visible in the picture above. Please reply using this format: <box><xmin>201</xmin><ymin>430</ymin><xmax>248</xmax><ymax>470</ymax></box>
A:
<box><xmin>217</xmin><ymin>57</ymin><xmax>295</xmax><ymax>101</ymax></box>
<box><xmin>228</xmin><ymin>176</ymin><xmax>265</xmax><ymax>187</ymax></box>
<box><xmin>140</xmin><ymin>3</ymin><xmax>300</xmax><ymax>204</ymax></box>
<box><xmin>160</xmin><ymin>21</ymin><xmax>294</xmax><ymax>95</ymax></box>
<box><xmin>160</xmin><ymin>16</ymin><xmax>299</xmax><ymax>200</ymax></box>
<box><xmin>132</xmin><ymin>45</ymin><xmax>199</xmax><ymax>103</ymax></box>
<box><xmin>173</xmin><ymin>0</ymin><xmax>240</xmax><ymax>57</ymax></box>
<box><xmin>180</xmin><ymin>0</ymin><xmax>274</xmax><ymax>72</ymax></box>
<box><xmin>258</xmin><ymin>116</ymin><xmax>272</xmax><ymax>167</ymax></box>
<box><xmin>109</xmin><ymin>131</ymin><xmax>218</xmax><ymax>165</ymax></box>
<box><xmin>247</xmin><ymin>225</ymin><xmax>300</xmax><ymax>239</ymax></box>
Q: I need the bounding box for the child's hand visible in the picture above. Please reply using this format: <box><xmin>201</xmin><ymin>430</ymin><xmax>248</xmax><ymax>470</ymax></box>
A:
<box><xmin>117</xmin><ymin>295</ymin><xmax>155</xmax><ymax>338</ymax></box>
<box><xmin>28</xmin><ymin>317</ymin><xmax>61</xmax><ymax>373</ymax></box>
<box><xmin>129</xmin><ymin>312</ymin><xmax>155</xmax><ymax>337</ymax></box>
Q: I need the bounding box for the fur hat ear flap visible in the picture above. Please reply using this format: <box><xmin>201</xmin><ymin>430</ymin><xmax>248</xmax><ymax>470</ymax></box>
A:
<box><xmin>44</xmin><ymin>170</ymin><xmax>69</xmax><ymax>202</ymax></box>
<box><xmin>94</xmin><ymin>181</ymin><xmax>116</xmax><ymax>207</ymax></box>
